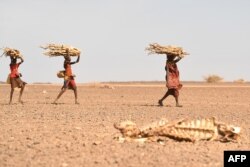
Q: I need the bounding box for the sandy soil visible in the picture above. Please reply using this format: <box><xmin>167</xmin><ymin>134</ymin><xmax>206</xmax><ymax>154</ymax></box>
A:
<box><xmin>0</xmin><ymin>83</ymin><xmax>249</xmax><ymax>167</ymax></box>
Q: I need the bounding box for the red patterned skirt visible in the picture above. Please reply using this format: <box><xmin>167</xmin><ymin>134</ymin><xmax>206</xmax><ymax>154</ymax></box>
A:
<box><xmin>62</xmin><ymin>77</ymin><xmax>76</xmax><ymax>90</ymax></box>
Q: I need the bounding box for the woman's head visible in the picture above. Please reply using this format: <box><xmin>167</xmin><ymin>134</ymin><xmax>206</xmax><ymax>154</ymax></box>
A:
<box><xmin>66</xmin><ymin>48</ymin><xmax>70</xmax><ymax>55</ymax></box>
<box><xmin>64</xmin><ymin>48</ymin><xmax>71</xmax><ymax>62</ymax></box>
<box><xmin>64</xmin><ymin>55</ymin><xmax>71</xmax><ymax>62</ymax></box>
<box><xmin>167</xmin><ymin>54</ymin><xmax>176</xmax><ymax>61</ymax></box>
<box><xmin>10</xmin><ymin>56</ymin><xmax>17</xmax><ymax>64</ymax></box>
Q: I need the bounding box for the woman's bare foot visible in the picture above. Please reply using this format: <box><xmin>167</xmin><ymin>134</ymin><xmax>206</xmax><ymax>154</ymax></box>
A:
<box><xmin>158</xmin><ymin>100</ymin><xmax>163</xmax><ymax>106</ymax></box>
<box><xmin>52</xmin><ymin>100</ymin><xmax>58</xmax><ymax>104</ymax></box>
<box><xmin>75</xmin><ymin>101</ymin><xmax>80</xmax><ymax>105</ymax></box>
<box><xmin>176</xmin><ymin>104</ymin><xmax>183</xmax><ymax>107</ymax></box>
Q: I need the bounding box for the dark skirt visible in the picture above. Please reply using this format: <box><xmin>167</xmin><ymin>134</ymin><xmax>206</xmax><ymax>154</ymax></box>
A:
<box><xmin>167</xmin><ymin>88</ymin><xmax>179</xmax><ymax>97</ymax></box>
<box><xmin>10</xmin><ymin>77</ymin><xmax>26</xmax><ymax>89</ymax></box>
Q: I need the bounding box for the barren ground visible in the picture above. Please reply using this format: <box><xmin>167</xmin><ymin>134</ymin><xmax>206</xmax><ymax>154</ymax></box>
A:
<box><xmin>0</xmin><ymin>83</ymin><xmax>249</xmax><ymax>167</ymax></box>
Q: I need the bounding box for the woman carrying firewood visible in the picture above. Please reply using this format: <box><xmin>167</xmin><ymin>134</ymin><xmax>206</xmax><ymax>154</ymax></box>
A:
<box><xmin>146</xmin><ymin>43</ymin><xmax>188</xmax><ymax>107</ymax></box>
<box><xmin>53</xmin><ymin>49</ymin><xmax>80</xmax><ymax>104</ymax></box>
<box><xmin>158</xmin><ymin>54</ymin><xmax>183</xmax><ymax>107</ymax></box>
<box><xmin>9</xmin><ymin>56</ymin><xmax>26</xmax><ymax>104</ymax></box>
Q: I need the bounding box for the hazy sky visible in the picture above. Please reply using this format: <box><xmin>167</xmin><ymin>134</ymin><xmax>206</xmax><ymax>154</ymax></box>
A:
<box><xmin>1</xmin><ymin>0</ymin><xmax>250</xmax><ymax>83</ymax></box>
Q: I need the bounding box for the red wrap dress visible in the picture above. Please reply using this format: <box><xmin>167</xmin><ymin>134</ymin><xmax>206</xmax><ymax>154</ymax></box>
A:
<box><xmin>165</xmin><ymin>60</ymin><xmax>182</xmax><ymax>97</ymax></box>
<box><xmin>62</xmin><ymin>63</ymin><xmax>76</xmax><ymax>90</ymax></box>
<box><xmin>9</xmin><ymin>63</ymin><xmax>26</xmax><ymax>89</ymax></box>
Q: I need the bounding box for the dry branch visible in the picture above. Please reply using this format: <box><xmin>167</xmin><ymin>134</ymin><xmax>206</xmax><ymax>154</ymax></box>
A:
<box><xmin>40</xmin><ymin>44</ymin><xmax>81</xmax><ymax>57</ymax></box>
<box><xmin>1</xmin><ymin>47</ymin><xmax>23</xmax><ymax>58</ymax></box>
<box><xmin>145</xmin><ymin>43</ymin><xmax>189</xmax><ymax>57</ymax></box>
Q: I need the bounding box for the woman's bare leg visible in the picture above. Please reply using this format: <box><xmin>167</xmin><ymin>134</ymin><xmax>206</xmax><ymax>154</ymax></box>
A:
<box><xmin>53</xmin><ymin>89</ymin><xmax>66</xmax><ymax>104</ymax></box>
<box><xmin>175</xmin><ymin>96</ymin><xmax>182</xmax><ymax>107</ymax></box>
<box><xmin>73</xmin><ymin>87</ymin><xmax>79</xmax><ymax>104</ymax></box>
<box><xmin>174</xmin><ymin>89</ymin><xmax>182</xmax><ymax>107</ymax></box>
<box><xmin>158</xmin><ymin>90</ymin><xmax>171</xmax><ymax>106</ymax></box>
<box><xmin>18</xmin><ymin>84</ymin><xmax>25</xmax><ymax>103</ymax></box>
<box><xmin>9</xmin><ymin>88</ymin><xmax>14</xmax><ymax>104</ymax></box>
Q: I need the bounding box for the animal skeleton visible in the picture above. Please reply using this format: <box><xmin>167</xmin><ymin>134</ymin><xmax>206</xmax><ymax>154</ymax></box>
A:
<box><xmin>114</xmin><ymin>117</ymin><xmax>240</xmax><ymax>143</ymax></box>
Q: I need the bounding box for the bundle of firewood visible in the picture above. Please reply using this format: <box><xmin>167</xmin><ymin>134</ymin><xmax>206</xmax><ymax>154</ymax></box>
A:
<box><xmin>145</xmin><ymin>43</ymin><xmax>189</xmax><ymax>57</ymax></box>
<box><xmin>114</xmin><ymin>117</ymin><xmax>241</xmax><ymax>143</ymax></box>
<box><xmin>40</xmin><ymin>44</ymin><xmax>81</xmax><ymax>57</ymax></box>
<box><xmin>1</xmin><ymin>47</ymin><xmax>23</xmax><ymax>58</ymax></box>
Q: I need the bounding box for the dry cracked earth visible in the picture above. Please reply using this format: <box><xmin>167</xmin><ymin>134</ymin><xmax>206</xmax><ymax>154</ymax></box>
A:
<box><xmin>0</xmin><ymin>83</ymin><xmax>249</xmax><ymax>167</ymax></box>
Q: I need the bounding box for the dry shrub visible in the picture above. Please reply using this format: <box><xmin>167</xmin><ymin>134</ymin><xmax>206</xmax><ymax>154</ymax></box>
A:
<box><xmin>233</xmin><ymin>79</ymin><xmax>245</xmax><ymax>83</ymax></box>
<box><xmin>204</xmin><ymin>75</ymin><xmax>223</xmax><ymax>83</ymax></box>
